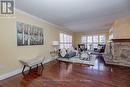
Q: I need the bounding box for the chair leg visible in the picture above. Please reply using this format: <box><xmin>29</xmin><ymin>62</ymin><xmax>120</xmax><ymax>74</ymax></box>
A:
<box><xmin>22</xmin><ymin>65</ymin><xmax>26</xmax><ymax>73</ymax></box>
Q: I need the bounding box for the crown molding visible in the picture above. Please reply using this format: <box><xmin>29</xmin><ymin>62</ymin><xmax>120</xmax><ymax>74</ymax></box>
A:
<box><xmin>16</xmin><ymin>9</ymin><xmax>72</xmax><ymax>32</ymax></box>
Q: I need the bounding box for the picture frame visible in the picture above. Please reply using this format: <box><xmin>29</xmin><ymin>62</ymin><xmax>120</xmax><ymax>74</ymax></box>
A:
<box><xmin>16</xmin><ymin>22</ymin><xmax>44</xmax><ymax>46</ymax></box>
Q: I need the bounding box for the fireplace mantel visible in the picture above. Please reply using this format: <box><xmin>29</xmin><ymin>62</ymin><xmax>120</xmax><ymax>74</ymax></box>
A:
<box><xmin>112</xmin><ymin>39</ymin><xmax>130</xmax><ymax>42</ymax></box>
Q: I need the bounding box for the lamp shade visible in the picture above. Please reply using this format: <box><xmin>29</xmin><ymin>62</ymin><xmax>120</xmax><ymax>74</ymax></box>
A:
<box><xmin>52</xmin><ymin>41</ymin><xmax>59</xmax><ymax>46</ymax></box>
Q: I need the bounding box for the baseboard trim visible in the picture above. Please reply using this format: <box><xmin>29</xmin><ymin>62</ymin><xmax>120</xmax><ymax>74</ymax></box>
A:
<box><xmin>0</xmin><ymin>68</ymin><xmax>22</xmax><ymax>81</ymax></box>
<box><xmin>0</xmin><ymin>58</ymin><xmax>56</xmax><ymax>81</ymax></box>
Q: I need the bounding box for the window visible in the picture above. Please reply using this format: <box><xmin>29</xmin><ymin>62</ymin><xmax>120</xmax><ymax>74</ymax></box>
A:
<box><xmin>93</xmin><ymin>35</ymin><xmax>98</xmax><ymax>43</ymax></box>
<box><xmin>60</xmin><ymin>33</ymin><xmax>72</xmax><ymax>49</ymax></box>
<box><xmin>99</xmin><ymin>35</ymin><xmax>106</xmax><ymax>43</ymax></box>
<box><xmin>87</xmin><ymin>36</ymin><xmax>92</xmax><ymax>43</ymax></box>
<box><xmin>93</xmin><ymin>35</ymin><xmax>99</xmax><ymax>48</ymax></box>
<box><xmin>81</xmin><ymin>36</ymin><xmax>87</xmax><ymax>44</ymax></box>
<box><xmin>81</xmin><ymin>35</ymin><xmax>106</xmax><ymax>50</ymax></box>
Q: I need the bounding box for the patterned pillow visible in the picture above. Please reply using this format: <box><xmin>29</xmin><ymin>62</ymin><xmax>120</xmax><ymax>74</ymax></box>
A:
<box><xmin>59</xmin><ymin>48</ymin><xmax>76</xmax><ymax>58</ymax></box>
<box><xmin>60</xmin><ymin>48</ymin><xmax>67</xmax><ymax>57</ymax></box>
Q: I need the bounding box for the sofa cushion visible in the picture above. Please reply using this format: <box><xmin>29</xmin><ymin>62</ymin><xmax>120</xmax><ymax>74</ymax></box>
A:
<box><xmin>60</xmin><ymin>48</ymin><xmax>67</xmax><ymax>57</ymax></box>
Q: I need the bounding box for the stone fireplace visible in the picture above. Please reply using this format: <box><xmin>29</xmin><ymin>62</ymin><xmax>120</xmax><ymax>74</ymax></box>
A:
<box><xmin>104</xmin><ymin>39</ymin><xmax>130</xmax><ymax>67</ymax></box>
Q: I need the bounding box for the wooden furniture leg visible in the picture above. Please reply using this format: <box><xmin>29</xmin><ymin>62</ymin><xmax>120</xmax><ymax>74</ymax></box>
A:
<box><xmin>41</xmin><ymin>63</ymin><xmax>44</xmax><ymax>68</ymax></box>
<box><xmin>22</xmin><ymin>65</ymin><xmax>26</xmax><ymax>73</ymax></box>
<box><xmin>37</xmin><ymin>64</ymin><xmax>38</xmax><ymax>69</ymax></box>
<box><xmin>29</xmin><ymin>67</ymin><xmax>32</xmax><ymax>71</ymax></box>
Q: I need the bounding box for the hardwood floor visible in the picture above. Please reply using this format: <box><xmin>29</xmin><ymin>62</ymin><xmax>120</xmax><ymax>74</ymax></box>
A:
<box><xmin>0</xmin><ymin>56</ymin><xmax>130</xmax><ymax>87</ymax></box>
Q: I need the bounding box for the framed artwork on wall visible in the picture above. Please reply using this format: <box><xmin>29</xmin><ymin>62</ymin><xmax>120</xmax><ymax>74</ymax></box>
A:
<box><xmin>16</xmin><ymin>22</ymin><xmax>44</xmax><ymax>46</ymax></box>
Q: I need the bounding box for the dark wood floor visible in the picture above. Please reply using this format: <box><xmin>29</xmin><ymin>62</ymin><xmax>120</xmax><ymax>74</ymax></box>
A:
<box><xmin>0</xmin><ymin>56</ymin><xmax>130</xmax><ymax>87</ymax></box>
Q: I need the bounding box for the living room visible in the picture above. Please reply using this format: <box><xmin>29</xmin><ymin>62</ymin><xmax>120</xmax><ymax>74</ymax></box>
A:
<box><xmin>0</xmin><ymin>0</ymin><xmax>130</xmax><ymax>87</ymax></box>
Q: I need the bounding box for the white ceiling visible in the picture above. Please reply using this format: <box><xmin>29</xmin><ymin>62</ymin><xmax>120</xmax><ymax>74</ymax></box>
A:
<box><xmin>16</xmin><ymin>0</ymin><xmax>130</xmax><ymax>32</ymax></box>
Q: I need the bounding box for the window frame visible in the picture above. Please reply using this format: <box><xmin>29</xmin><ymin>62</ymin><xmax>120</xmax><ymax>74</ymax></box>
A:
<box><xmin>81</xmin><ymin>34</ymin><xmax>106</xmax><ymax>49</ymax></box>
<box><xmin>59</xmin><ymin>33</ymin><xmax>72</xmax><ymax>49</ymax></box>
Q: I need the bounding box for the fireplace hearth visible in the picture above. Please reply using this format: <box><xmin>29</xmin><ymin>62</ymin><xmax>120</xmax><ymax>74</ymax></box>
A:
<box><xmin>104</xmin><ymin>39</ymin><xmax>130</xmax><ymax>67</ymax></box>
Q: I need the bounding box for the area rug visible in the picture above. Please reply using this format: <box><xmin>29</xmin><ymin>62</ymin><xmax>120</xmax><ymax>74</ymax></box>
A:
<box><xmin>58</xmin><ymin>55</ymin><xmax>96</xmax><ymax>66</ymax></box>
